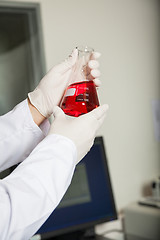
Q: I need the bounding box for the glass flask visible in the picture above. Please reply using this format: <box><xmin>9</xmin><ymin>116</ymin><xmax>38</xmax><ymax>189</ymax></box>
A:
<box><xmin>60</xmin><ymin>46</ymin><xmax>100</xmax><ymax>117</ymax></box>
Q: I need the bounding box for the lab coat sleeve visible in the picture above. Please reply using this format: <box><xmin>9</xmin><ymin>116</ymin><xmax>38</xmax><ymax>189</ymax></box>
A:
<box><xmin>0</xmin><ymin>134</ymin><xmax>77</xmax><ymax>240</ymax></box>
<box><xmin>0</xmin><ymin>99</ymin><xmax>50</xmax><ymax>172</ymax></box>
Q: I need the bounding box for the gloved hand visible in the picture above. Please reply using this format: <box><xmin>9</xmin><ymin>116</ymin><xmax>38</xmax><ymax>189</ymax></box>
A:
<box><xmin>48</xmin><ymin>104</ymin><xmax>108</xmax><ymax>164</ymax></box>
<box><xmin>28</xmin><ymin>49</ymin><xmax>101</xmax><ymax>118</ymax></box>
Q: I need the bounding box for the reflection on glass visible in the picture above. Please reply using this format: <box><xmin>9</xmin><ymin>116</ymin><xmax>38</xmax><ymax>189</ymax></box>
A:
<box><xmin>58</xmin><ymin>163</ymin><xmax>91</xmax><ymax>208</ymax></box>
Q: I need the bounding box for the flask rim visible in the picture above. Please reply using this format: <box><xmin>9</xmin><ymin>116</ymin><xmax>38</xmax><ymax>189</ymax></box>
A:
<box><xmin>76</xmin><ymin>46</ymin><xmax>94</xmax><ymax>53</ymax></box>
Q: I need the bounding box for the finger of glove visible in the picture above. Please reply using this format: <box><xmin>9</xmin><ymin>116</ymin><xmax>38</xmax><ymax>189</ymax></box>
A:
<box><xmin>55</xmin><ymin>48</ymin><xmax>78</xmax><ymax>73</ymax></box>
<box><xmin>92</xmin><ymin>105</ymin><xmax>108</xmax><ymax>131</ymax></box>
<box><xmin>97</xmin><ymin>113</ymin><xmax>107</xmax><ymax>129</ymax></box>
<box><xmin>94</xmin><ymin>78</ymin><xmax>101</xmax><ymax>87</ymax></box>
<box><xmin>90</xmin><ymin>51</ymin><xmax>101</xmax><ymax>60</ymax></box>
<box><xmin>88</xmin><ymin>60</ymin><xmax>99</xmax><ymax>69</ymax></box>
<box><xmin>91</xmin><ymin>69</ymin><xmax>101</xmax><ymax>78</ymax></box>
<box><xmin>82</xmin><ymin>105</ymin><xmax>108</xmax><ymax>133</ymax></box>
<box><xmin>91</xmin><ymin>104</ymin><xmax>109</xmax><ymax>120</ymax></box>
<box><xmin>87</xmin><ymin>69</ymin><xmax>101</xmax><ymax>82</ymax></box>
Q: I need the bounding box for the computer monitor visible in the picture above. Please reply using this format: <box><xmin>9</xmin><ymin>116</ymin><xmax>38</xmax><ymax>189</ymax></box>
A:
<box><xmin>37</xmin><ymin>136</ymin><xmax>117</xmax><ymax>239</ymax></box>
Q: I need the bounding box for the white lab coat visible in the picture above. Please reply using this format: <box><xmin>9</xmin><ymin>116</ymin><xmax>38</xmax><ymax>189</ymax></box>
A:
<box><xmin>0</xmin><ymin>99</ymin><xmax>77</xmax><ymax>240</ymax></box>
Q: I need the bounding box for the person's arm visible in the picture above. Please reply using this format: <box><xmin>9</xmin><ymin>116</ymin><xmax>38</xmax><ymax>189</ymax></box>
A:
<box><xmin>0</xmin><ymin>99</ymin><xmax>50</xmax><ymax>172</ymax></box>
<box><xmin>0</xmin><ymin>48</ymin><xmax>100</xmax><ymax>171</ymax></box>
<box><xmin>0</xmin><ymin>134</ymin><xmax>76</xmax><ymax>240</ymax></box>
<box><xmin>27</xmin><ymin>98</ymin><xmax>46</xmax><ymax>126</ymax></box>
<box><xmin>0</xmin><ymin>103</ymin><xmax>108</xmax><ymax>240</ymax></box>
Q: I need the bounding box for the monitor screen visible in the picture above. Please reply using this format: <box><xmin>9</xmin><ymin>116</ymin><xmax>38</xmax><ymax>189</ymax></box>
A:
<box><xmin>37</xmin><ymin>136</ymin><xmax>117</xmax><ymax>239</ymax></box>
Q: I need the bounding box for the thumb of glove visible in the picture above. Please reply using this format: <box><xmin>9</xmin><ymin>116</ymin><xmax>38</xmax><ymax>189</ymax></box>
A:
<box><xmin>48</xmin><ymin>106</ymin><xmax>66</xmax><ymax>136</ymax></box>
<box><xmin>54</xmin><ymin>48</ymin><xmax>78</xmax><ymax>74</ymax></box>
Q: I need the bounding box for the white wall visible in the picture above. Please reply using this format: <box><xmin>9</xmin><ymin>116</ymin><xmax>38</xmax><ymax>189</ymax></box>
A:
<box><xmin>0</xmin><ymin>43</ymin><xmax>32</xmax><ymax>114</ymax></box>
<box><xmin>6</xmin><ymin>0</ymin><xmax>160</xmax><ymax>211</ymax></box>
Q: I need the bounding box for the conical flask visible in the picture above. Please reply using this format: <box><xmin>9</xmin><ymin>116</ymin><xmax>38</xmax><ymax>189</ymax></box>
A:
<box><xmin>60</xmin><ymin>46</ymin><xmax>100</xmax><ymax>117</ymax></box>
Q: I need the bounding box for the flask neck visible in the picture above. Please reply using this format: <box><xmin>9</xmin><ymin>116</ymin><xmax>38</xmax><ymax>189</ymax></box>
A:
<box><xmin>72</xmin><ymin>46</ymin><xmax>94</xmax><ymax>83</ymax></box>
<box><xmin>77</xmin><ymin>46</ymin><xmax>93</xmax><ymax>63</ymax></box>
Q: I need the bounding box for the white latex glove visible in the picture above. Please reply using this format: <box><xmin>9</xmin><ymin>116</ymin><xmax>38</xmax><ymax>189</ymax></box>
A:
<box><xmin>28</xmin><ymin>49</ymin><xmax>101</xmax><ymax>118</ymax></box>
<box><xmin>88</xmin><ymin>51</ymin><xmax>101</xmax><ymax>87</ymax></box>
<box><xmin>48</xmin><ymin>104</ymin><xmax>108</xmax><ymax>164</ymax></box>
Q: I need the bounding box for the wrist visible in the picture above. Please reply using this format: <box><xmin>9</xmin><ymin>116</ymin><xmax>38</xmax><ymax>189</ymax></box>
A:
<box><xmin>28</xmin><ymin>90</ymin><xmax>52</xmax><ymax>118</ymax></box>
<box><xmin>27</xmin><ymin>98</ymin><xmax>46</xmax><ymax>126</ymax></box>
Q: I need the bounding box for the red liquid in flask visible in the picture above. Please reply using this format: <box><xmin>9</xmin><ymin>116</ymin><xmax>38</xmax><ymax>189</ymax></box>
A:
<box><xmin>60</xmin><ymin>80</ymin><xmax>99</xmax><ymax>117</ymax></box>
